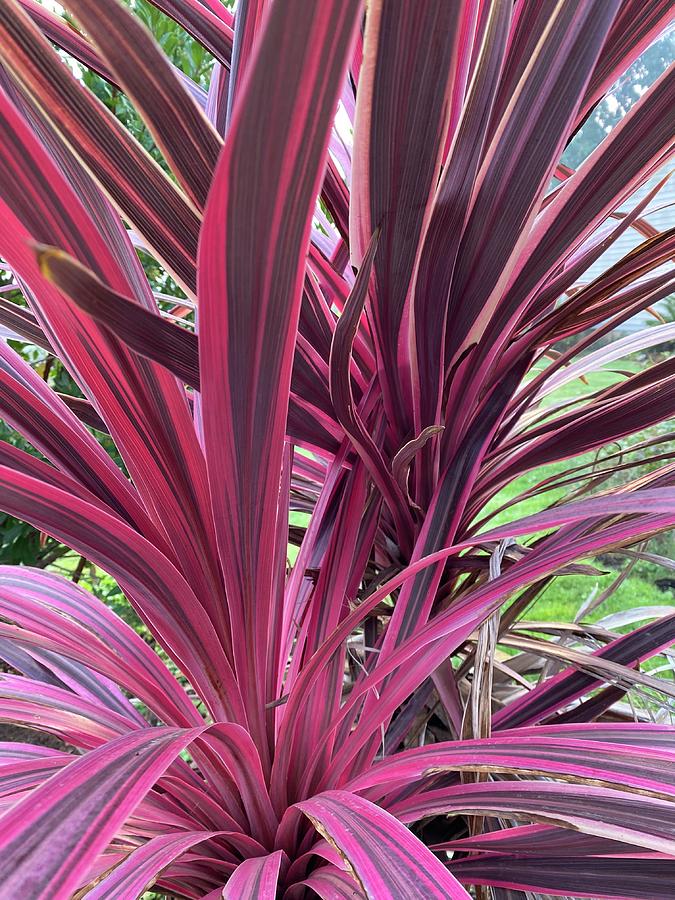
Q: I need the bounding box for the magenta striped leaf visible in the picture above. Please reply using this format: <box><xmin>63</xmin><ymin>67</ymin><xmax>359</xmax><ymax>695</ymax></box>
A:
<box><xmin>145</xmin><ymin>0</ymin><xmax>233</xmax><ymax>67</ymax></box>
<box><xmin>290</xmin><ymin>865</ymin><xmax>365</xmax><ymax>899</ymax></box>
<box><xmin>297</xmin><ymin>790</ymin><xmax>471</xmax><ymax>899</ymax></box>
<box><xmin>350</xmin><ymin>732</ymin><xmax>675</xmax><ymax>801</ymax></box>
<box><xmin>17</xmin><ymin>0</ymin><xmax>207</xmax><ymax>107</ymax></box>
<box><xmin>350</xmin><ymin>0</ymin><xmax>472</xmax><ymax>437</ymax></box>
<box><xmin>35</xmin><ymin>241</ymin><xmax>355</xmax><ymax>453</ymax></box>
<box><xmin>0</xmin><ymin>467</ymin><xmax>242</xmax><ymax>722</ymax></box>
<box><xmin>0</xmin><ymin>0</ymin><xmax>200</xmax><ymax>291</ymax></box>
<box><xmin>205</xmin><ymin>59</ymin><xmax>229</xmax><ymax>136</ymax></box>
<box><xmin>0</xmin><ymin>340</ymin><xmax>155</xmax><ymax>534</ymax></box>
<box><xmin>443</xmin><ymin>0</ymin><xmax>621</xmax><ymax>365</ymax></box>
<box><xmin>85</xmin><ymin>831</ymin><xmax>217</xmax><ymax>899</ymax></box>
<box><xmin>0</xmin><ymin>81</ymin><xmax>226</xmax><ymax>626</ymax></box>
<box><xmin>0</xmin><ymin>750</ymin><xmax>67</xmax><ymax>799</ymax></box>
<box><xmin>452</xmin><ymin>853</ymin><xmax>675</xmax><ymax>900</ymax></box>
<box><xmin>36</xmin><ymin>246</ymin><xmax>200</xmax><ymax>389</ymax></box>
<box><xmin>328</xmin><ymin>228</ymin><xmax>415</xmax><ymax>551</ymax></box>
<box><xmin>64</xmin><ymin>0</ymin><xmax>221</xmax><ymax>209</ymax></box>
<box><xmin>195</xmin><ymin>724</ymin><xmax>277</xmax><ymax>847</ymax></box>
<box><xmin>18</xmin><ymin>0</ymin><xmax>119</xmax><ymax>85</ymax></box>
<box><xmin>0</xmin><ymin>727</ymin><xmax>196</xmax><ymax>900</ymax></box>
<box><xmin>0</xmin><ymin>642</ymin><xmax>144</xmax><ymax>726</ymax></box>
<box><xmin>222</xmin><ymin>850</ymin><xmax>285</xmax><ymax>899</ymax></box>
<box><xmin>0</xmin><ymin>294</ymin><xmax>53</xmax><ymax>351</ymax></box>
<box><xmin>0</xmin><ymin>567</ymin><xmax>201</xmax><ymax>726</ymax></box>
<box><xmin>0</xmin><ymin>672</ymin><xmax>137</xmax><ymax>750</ymax></box>
<box><xmin>227</xmin><ymin>0</ymin><xmax>269</xmax><ymax>118</ymax></box>
<box><xmin>495</xmin><ymin>613</ymin><xmax>675</xmax><ymax>730</ymax></box>
<box><xmin>504</xmin><ymin>63</ymin><xmax>675</xmax><ymax>329</ymax></box>
<box><xmin>436</xmin><ymin>820</ymin><xmax>660</xmax><ymax>857</ymax></box>
<box><xmin>413</xmin><ymin>0</ymin><xmax>512</xmax><ymax>454</ymax></box>
<box><xmin>274</xmin><ymin>486</ymin><xmax>675</xmax><ymax>800</ymax></box>
<box><xmin>199</xmin><ymin>0</ymin><xmax>360</xmax><ymax>749</ymax></box>
<box><xmin>577</xmin><ymin>0</ymin><xmax>675</xmax><ymax>128</ymax></box>
<box><xmin>391</xmin><ymin>780</ymin><xmax>675</xmax><ymax>855</ymax></box>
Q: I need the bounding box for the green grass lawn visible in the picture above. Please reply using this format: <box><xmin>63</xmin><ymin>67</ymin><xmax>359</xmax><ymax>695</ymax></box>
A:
<box><xmin>529</xmin><ymin>570</ymin><xmax>674</xmax><ymax>623</ymax></box>
<box><xmin>483</xmin><ymin>361</ymin><xmax>675</xmax><ymax>623</ymax></box>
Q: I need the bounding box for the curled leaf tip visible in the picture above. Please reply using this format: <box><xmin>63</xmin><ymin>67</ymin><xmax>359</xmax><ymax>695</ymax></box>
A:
<box><xmin>32</xmin><ymin>243</ymin><xmax>63</xmax><ymax>280</ymax></box>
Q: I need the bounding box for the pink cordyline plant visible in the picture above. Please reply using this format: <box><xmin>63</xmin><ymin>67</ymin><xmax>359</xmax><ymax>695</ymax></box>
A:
<box><xmin>0</xmin><ymin>0</ymin><xmax>674</xmax><ymax>897</ymax></box>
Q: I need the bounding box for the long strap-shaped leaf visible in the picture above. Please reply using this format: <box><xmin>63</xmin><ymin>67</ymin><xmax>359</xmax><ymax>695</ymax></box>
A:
<box><xmin>0</xmin><ymin>672</ymin><xmax>137</xmax><ymax>750</ymax></box>
<box><xmin>0</xmin><ymin>640</ymin><xmax>144</xmax><ymax>725</ymax></box>
<box><xmin>452</xmin><ymin>853</ymin><xmax>675</xmax><ymax>900</ymax></box>
<box><xmin>17</xmin><ymin>0</ymin><xmax>207</xmax><ymax>109</ymax></box>
<box><xmin>0</xmin><ymin>295</ymin><xmax>53</xmax><ymax>352</ymax></box>
<box><xmin>293</xmin><ymin>513</ymin><xmax>675</xmax><ymax>790</ymax></box>
<box><xmin>222</xmin><ymin>850</ymin><xmax>285</xmax><ymax>899</ymax></box>
<box><xmin>198</xmin><ymin>0</ymin><xmax>360</xmax><ymax>757</ymax></box>
<box><xmin>575</xmin><ymin>0</ymin><xmax>675</xmax><ymax>129</ymax></box>
<box><xmin>227</xmin><ymin>0</ymin><xmax>269</xmax><ymax>119</ymax></box>
<box><xmin>5</xmin><ymin>65</ymin><xmax>230</xmax><ymax>584</ymax></box>
<box><xmin>349</xmin><ymin>734</ymin><xmax>675</xmax><ymax>801</ymax></box>
<box><xmin>511</xmin><ymin>172</ymin><xmax>672</xmax><ymax>336</ymax></box>
<box><xmin>329</xmin><ymin>229</ymin><xmax>415</xmax><ymax>553</ymax></box>
<box><xmin>274</xmin><ymin>489</ymin><xmax>675</xmax><ymax>800</ymax></box>
<box><xmin>413</xmin><ymin>0</ymin><xmax>512</xmax><ymax>466</ymax></box>
<box><xmin>0</xmin><ymin>567</ymin><xmax>201</xmax><ymax>727</ymax></box>
<box><xmin>36</xmin><ymin>245</ymin><xmax>343</xmax><ymax>458</ymax></box>
<box><xmin>0</xmin><ymin>467</ymin><xmax>243</xmax><ymax>722</ymax></box>
<box><xmin>145</xmin><ymin>0</ymin><xmax>234</xmax><ymax>67</ymax></box>
<box><xmin>0</xmin><ymin>753</ymin><xmax>67</xmax><ymax>800</ymax></box>
<box><xmin>292</xmin><ymin>866</ymin><xmax>366</xmax><ymax>899</ymax></box>
<box><xmin>84</xmin><ymin>831</ymin><xmax>217</xmax><ymax>900</ymax></box>
<box><xmin>438</xmin><ymin>819</ymin><xmax>658</xmax><ymax>856</ymax></box>
<box><xmin>195</xmin><ymin>724</ymin><xmax>278</xmax><ymax>847</ymax></box>
<box><xmin>37</xmin><ymin>247</ymin><xmax>200</xmax><ymax>388</ymax></box>
<box><xmin>296</xmin><ymin>790</ymin><xmax>471</xmax><ymax>899</ymax></box>
<box><xmin>350</xmin><ymin>0</ymin><xmax>473</xmax><ymax>439</ymax></box>
<box><xmin>444</xmin><ymin>0</ymin><xmax>621</xmax><ymax>365</ymax></box>
<box><xmin>391</xmin><ymin>780</ymin><xmax>675</xmax><ymax>856</ymax></box>
<box><xmin>0</xmin><ymin>727</ymin><xmax>196</xmax><ymax>900</ymax></box>
<box><xmin>0</xmin><ymin>0</ymin><xmax>200</xmax><ymax>292</ymax></box>
<box><xmin>494</xmin><ymin>612</ymin><xmax>675</xmax><ymax>730</ymax></box>
<box><xmin>63</xmin><ymin>0</ymin><xmax>222</xmax><ymax>210</ymax></box>
<box><xmin>0</xmin><ymin>340</ymin><xmax>158</xmax><ymax>537</ymax></box>
<box><xmin>0</xmin><ymin>441</ymin><xmax>107</xmax><ymax>513</ymax></box>
<box><xmin>18</xmin><ymin>0</ymin><xmax>119</xmax><ymax>84</ymax></box>
<box><xmin>491</xmin><ymin>363</ymin><xmax>675</xmax><ymax>486</ymax></box>
<box><xmin>502</xmin><ymin>62</ymin><xmax>675</xmax><ymax>338</ymax></box>
<box><xmin>206</xmin><ymin>59</ymin><xmax>229</xmax><ymax>137</ymax></box>
<box><xmin>0</xmin><ymin>88</ymin><xmax>226</xmax><ymax>631</ymax></box>
<box><xmin>364</xmin><ymin>367</ymin><xmax>524</xmax><ymax>697</ymax></box>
